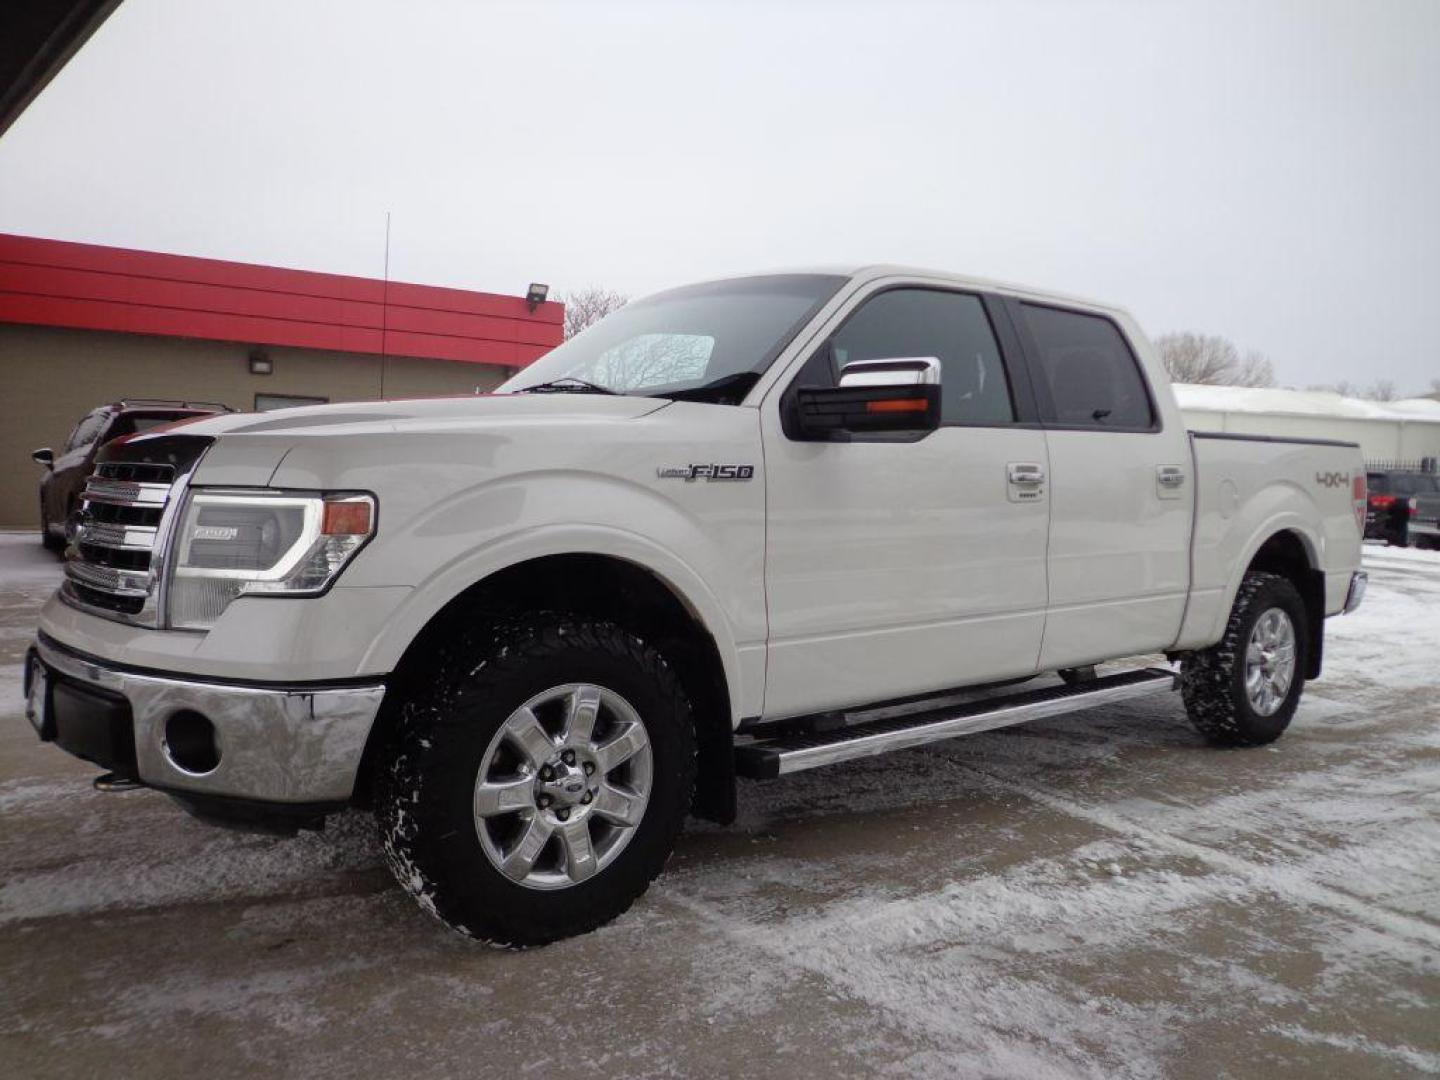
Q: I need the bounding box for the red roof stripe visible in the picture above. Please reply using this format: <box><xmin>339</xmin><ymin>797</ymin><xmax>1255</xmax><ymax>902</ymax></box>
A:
<box><xmin>0</xmin><ymin>232</ymin><xmax>563</xmax><ymax>368</ymax></box>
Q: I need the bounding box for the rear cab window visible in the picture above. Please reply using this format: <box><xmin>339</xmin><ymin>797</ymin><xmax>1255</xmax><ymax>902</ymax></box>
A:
<box><xmin>1391</xmin><ymin>474</ymin><xmax>1440</xmax><ymax>496</ymax></box>
<box><xmin>1016</xmin><ymin>303</ymin><xmax>1156</xmax><ymax>431</ymax></box>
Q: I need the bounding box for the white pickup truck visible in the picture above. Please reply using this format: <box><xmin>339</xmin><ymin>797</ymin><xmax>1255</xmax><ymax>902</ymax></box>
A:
<box><xmin>24</xmin><ymin>266</ymin><xmax>1368</xmax><ymax>944</ymax></box>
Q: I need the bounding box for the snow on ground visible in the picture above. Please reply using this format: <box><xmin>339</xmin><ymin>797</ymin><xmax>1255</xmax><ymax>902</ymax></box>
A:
<box><xmin>1</xmin><ymin>534</ymin><xmax>1437</xmax><ymax>1079</ymax></box>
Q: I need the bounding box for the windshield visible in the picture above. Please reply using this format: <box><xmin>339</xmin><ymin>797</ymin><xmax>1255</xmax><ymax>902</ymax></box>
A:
<box><xmin>500</xmin><ymin>274</ymin><xmax>846</xmax><ymax>404</ymax></box>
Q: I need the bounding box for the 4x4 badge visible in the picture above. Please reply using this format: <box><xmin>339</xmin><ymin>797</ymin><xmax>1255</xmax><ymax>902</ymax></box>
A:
<box><xmin>657</xmin><ymin>464</ymin><xmax>755</xmax><ymax>482</ymax></box>
<box><xmin>1315</xmin><ymin>471</ymin><xmax>1349</xmax><ymax>488</ymax></box>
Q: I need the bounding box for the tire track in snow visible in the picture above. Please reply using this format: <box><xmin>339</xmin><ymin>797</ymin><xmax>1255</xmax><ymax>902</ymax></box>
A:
<box><xmin>956</xmin><ymin>764</ymin><xmax>1440</xmax><ymax>958</ymax></box>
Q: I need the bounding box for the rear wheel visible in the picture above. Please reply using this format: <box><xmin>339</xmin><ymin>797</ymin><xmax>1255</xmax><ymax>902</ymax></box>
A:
<box><xmin>375</xmin><ymin>615</ymin><xmax>696</xmax><ymax>945</ymax></box>
<box><xmin>39</xmin><ymin>496</ymin><xmax>63</xmax><ymax>552</ymax></box>
<box><xmin>1181</xmin><ymin>571</ymin><xmax>1307</xmax><ymax>747</ymax></box>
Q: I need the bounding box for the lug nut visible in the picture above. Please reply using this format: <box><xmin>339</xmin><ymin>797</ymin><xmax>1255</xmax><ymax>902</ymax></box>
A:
<box><xmin>540</xmin><ymin>765</ymin><xmax>553</xmax><ymax>781</ymax></box>
<box><xmin>557</xmin><ymin>809</ymin><xmax>570</xmax><ymax>821</ymax></box>
<box><xmin>581</xmin><ymin>792</ymin><xmax>593</xmax><ymax>804</ymax></box>
<box><xmin>562</xmin><ymin>750</ymin><xmax>576</xmax><ymax>765</ymax></box>
<box><xmin>583</xmin><ymin>762</ymin><xmax>595</xmax><ymax>775</ymax></box>
<box><xmin>538</xmin><ymin>795</ymin><xmax>551</xmax><ymax>808</ymax></box>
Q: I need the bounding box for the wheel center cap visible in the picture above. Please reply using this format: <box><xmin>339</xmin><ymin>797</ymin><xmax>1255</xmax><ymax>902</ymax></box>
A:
<box><xmin>539</xmin><ymin>760</ymin><xmax>588</xmax><ymax>807</ymax></box>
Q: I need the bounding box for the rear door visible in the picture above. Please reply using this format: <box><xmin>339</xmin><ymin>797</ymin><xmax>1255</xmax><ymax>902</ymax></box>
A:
<box><xmin>1002</xmin><ymin>299</ymin><xmax>1193</xmax><ymax>669</ymax></box>
<box><xmin>760</xmin><ymin>283</ymin><xmax>1051</xmax><ymax>718</ymax></box>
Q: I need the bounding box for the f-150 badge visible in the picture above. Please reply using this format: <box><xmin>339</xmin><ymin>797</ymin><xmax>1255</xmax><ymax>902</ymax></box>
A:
<box><xmin>657</xmin><ymin>464</ymin><xmax>755</xmax><ymax>481</ymax></box>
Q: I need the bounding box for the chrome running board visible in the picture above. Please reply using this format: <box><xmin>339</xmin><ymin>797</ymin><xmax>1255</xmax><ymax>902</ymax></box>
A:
<box><xmin>734</xmin><ymin>667</ymin><xmax>1177</xmax><ymax>779</ymax></box>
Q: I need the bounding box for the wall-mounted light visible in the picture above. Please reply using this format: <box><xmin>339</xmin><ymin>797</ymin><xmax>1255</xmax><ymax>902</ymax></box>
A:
<box><xmin>526</xmin><ymin>283</ymin><xmax>549</xmax><ymax>312</ymax></box>
<box><xmin>249</xmin><ymin>349</ymin><xmax>273</xmax><ymax>376</ymax></box>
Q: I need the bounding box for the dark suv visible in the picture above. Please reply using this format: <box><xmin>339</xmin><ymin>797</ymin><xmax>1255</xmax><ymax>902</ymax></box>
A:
<box><xmin>32</xmin><ymin>399</ymin><xmax>232</xmax><ymax>552</ymax></box>
<box><xmin>1365</xmin><ymin>469</ymin><xmax>1440</xmax><ymax>548</ymax></box>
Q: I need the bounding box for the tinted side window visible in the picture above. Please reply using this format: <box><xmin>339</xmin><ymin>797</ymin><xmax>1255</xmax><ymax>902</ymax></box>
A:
<box><xmin>1367</xmin><ymin>472</ymin><xmax>1388</xmax><ymax>494</ymax></box>
<box><xmin>820</xmin><ymin>289</ymin><xmax>1014</xmax><ymax>425</ymax></box>
<box><xmin>1019</xmin><ymin>304</ymin><xmax>1154</xmax><ymax>430</ymax></box>
<box><xmin>66</xmin><ymin>411</ymin><xmax>109</xmax><ymax>451</ymax></box>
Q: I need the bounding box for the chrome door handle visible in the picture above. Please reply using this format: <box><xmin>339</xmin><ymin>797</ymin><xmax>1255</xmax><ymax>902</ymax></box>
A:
<box><xmin>1008</xmin><ymin>463</ymin><xmax>1045</xmax><ymax>484</ymax></box>
<box><xmin>1157</xmin><ymin>466</ymin><xmax>1185</xmax><ymax>488</ymax></box>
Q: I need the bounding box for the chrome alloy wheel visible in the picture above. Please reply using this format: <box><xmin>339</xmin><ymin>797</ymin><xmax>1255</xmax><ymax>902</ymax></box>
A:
<box><xmin>473</xmin><ymin>683</ymin><xmax>653</xmax><ymax>890</ymax></box>
<box><xmin>1244</xmin><ymin>607</ymin><xmax>1297</xmax><ymax>717</ymax></box>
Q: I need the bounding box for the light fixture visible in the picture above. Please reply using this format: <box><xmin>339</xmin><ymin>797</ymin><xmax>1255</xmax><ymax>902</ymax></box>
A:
<box><xmin>249</xmin><ymin>349</ymin><xmax>273</xmax><ymax>376</ymax></box>
<box><xmin>526</xmin><ymin>283</ymin><xmax>549</xmax><ymax>312</ymax></box>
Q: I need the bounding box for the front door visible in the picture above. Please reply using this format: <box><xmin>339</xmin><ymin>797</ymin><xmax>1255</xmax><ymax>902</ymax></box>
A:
<box><xmin>760</xmin><ymin>284</ymin><xmax>1051</xmax><ymax>719</ymax></box>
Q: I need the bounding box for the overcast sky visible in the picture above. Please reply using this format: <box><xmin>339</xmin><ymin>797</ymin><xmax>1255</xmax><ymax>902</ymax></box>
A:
<box><xmin>1</xmin><ymin>0</ymin><xmax>1436</xmax><ymax>392</ymax></box>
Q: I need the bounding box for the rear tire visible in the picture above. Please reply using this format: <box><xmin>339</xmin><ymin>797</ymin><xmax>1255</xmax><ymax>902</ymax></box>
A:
<box><xmin>1181</xmin><ymin>571</ymin><xmax>1307</xmax><ymax>747</ymax></box>
<box><xmin>374</xmin><ymin>614</ymin><xmax>696</xmax><ymax>946</ymax></box>
<box><xmin>40</xmin><ymin>497</ymin><xmax>63</xmax><ymax>553</ymax></box>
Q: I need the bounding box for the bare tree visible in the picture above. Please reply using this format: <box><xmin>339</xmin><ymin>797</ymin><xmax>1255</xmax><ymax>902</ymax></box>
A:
<box><xmin>1155</xmin><ymin>332</ymin><xmax>1275</xmax><ymax>387</ymax></box>
<box><xmin>1365</xmin><ymin>379</ymin><xmax>1399</xmax><ymax>402</ymax></box>
<box><xmin>1308</xmin><ymin>379</ymin><xmax>1401</xmax><ymax>401</ymax></box>
<box><xmin>1236</xmin><ymin>349</ymin><xmax>1275</xmax><ymax>389</ymax></box>
<box><xmin>561</xmin><ymin>286</ymin><xmax>628</xmax><ymax>340</ymax></box>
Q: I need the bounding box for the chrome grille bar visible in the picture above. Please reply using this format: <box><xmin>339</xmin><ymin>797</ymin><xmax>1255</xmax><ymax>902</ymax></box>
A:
<box><xmin>82</xmin><ymin>478</ymin><xmax>171</xmax><ymax>507</ymax></box>
<box><xmin>76</xmin><ymin>522</ymin><xmax>158</xmax><ymax>552</ymax></box>
<box><xmin>65</xmin><ymin>559</ymin><xmax>152</xmax><ymax>598</ymax></box>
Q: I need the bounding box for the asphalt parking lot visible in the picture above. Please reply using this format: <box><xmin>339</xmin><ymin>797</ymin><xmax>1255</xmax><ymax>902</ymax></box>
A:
<box><xmin>1</xmin><ymin>532</ymin><xmax>1437</xmax><ymax>1079</ymax></box>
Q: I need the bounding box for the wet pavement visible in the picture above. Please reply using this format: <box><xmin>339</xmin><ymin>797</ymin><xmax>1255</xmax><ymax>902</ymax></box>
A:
<box><xmin>1</xmin><ymin>533</ymin><xmax>1436</xmax><ymax>1079</ymax></box>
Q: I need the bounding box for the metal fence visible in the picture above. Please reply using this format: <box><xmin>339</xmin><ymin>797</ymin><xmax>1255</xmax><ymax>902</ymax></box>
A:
<box><xmin>1365</xmin><ymin>458</ymin><xmax>1437</xmax><ymax>473</ymax></box>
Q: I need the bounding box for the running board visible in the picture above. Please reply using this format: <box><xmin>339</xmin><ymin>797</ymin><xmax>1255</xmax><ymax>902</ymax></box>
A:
<box><xmin>734</xmin><ymin>667</ymin><xmax>1177</xmax><ymax>779</ymax></box>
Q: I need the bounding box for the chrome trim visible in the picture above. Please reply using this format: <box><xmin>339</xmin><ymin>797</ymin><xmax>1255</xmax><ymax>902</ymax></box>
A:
<box><xmin>82</xmin><ymin>478</ymin><xmax>171</xmax><ymax>506</ymax></box>
<box><xmin>76</xmin><ymin>521</ymin><xmax>158</xmax><ymax>551</ymax></box>
<box><xmin>767</xmin><ymin>668</ymin><xmax>1176</xmax><ymax>775</ymax></box>
<box><xmin>1343</xmin><ymin>570</ymin><xmax>1367</xmax><ymax>615</ymax></box>
<box><xmin>838</xmin><ymin>355</ymin><xmax>942</xmax><ymax>387</ymax></box>
<box><xmin>65</xmin><ymin>560</ymin><xmax>151</xmax><ymax>597</ymax></box>
<box><xmin>61</xmin><ymin>454</ymin><xmax>202</xmax><ymax>628</ymax></box>
<box><xmin>34</xmin><ymin>636</ymin><xmax>386</xmax><ymax>804</ymax></box>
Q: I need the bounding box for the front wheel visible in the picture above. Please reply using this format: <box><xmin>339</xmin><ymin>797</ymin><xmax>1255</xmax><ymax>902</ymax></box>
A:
<box><xmin>1181</xmin><ymin>571</ymin><xmax>1307</xmax><ymax>747</ymax></box>
<box><xmin>375</xmin><ymin>615</ymin><xmax>696</xmax><ymax>945</ymax></box>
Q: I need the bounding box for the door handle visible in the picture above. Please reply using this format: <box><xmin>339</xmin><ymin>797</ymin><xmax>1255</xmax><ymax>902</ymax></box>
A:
<box><xmin>1007</xmin><ymin>462</ymin><xmax>1046</xmax><ymax>502</ymax></box>
<box><xmin>1156</xmin><ymin>464</ymin><xmax>1186</xmax><ymax>500</ymax></box>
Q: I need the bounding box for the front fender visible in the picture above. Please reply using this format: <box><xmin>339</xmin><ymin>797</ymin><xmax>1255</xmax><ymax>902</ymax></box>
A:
<box><xmin>357</xmin><ymin>524</ymin><xmax>756</xmax><ymax>727</ymax></box>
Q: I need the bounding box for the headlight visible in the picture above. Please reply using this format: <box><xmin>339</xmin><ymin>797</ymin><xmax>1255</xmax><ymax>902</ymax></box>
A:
<box><xmin>167</xmin><ymin>490</ymin><xmax>376</xmax><ymax>630</ymax></box>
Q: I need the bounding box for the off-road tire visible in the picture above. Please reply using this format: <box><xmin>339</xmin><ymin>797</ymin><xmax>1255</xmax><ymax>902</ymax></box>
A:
<box><xmin>374</xmin><ymin>614</ymin><xmax>696</xmax><ymax>946</ymax></box>
<box><xmin>1180</xmin><ymin>571</ymin><xmax>1307</xmax><ymax>747</ymax></box>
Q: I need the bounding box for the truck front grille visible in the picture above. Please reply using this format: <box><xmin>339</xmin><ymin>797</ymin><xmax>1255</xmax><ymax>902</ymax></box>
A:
<box><xmin>63</xmin><ymin>462</ymin><xmax>177</xmax><ymax>619</ymax></box>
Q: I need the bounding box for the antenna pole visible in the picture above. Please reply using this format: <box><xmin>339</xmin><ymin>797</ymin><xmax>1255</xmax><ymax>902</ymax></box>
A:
<box><xmin>379</xmin><ymin>211</ymin><xmax>392</xmax><ymax>399</ymax></box>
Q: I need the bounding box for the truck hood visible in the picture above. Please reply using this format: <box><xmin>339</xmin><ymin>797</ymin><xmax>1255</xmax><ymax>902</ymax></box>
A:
<box><xmin>172</xmin><ymin>393</ymin><xmax>670</xmax><ymax>439</ymax></box>
<box><xmin>164</xmin><ymin>394</ymin><xmax>672</xmax><ymax>488</ymax></box>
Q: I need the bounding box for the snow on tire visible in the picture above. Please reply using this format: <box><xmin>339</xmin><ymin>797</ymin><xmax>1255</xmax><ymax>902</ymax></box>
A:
<box><xmin>1181</xmin><ymin>571</ymin><xmax>1308</xmax><ymax>747</ymax></box>
<box><xmin>374</xmin><ymin>615</ymin><xmax>696</xmax><ymax>946</ymax></box>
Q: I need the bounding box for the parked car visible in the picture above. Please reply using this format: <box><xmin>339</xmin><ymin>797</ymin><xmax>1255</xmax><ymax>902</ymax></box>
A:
<box><xmin>24</xmin><ymin>267</ymin><xmax>1367</xmax><ymax>945</ymax></box>
<box><xmin>1364</xmin><ymin>469</ymin><xmax>1440</xmax><ymax>547</ymax></box>
<box><xmin>32</xmin><ymin>399</ymin><xmax>232</xmax><ymax>551</ymax></box>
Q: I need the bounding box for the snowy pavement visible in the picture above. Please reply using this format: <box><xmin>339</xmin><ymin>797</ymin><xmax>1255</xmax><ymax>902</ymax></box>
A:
<box><xmin>1</xmin><ymin>532</ymin><xmax>1436</xmax><ymax>1079</ymax></box>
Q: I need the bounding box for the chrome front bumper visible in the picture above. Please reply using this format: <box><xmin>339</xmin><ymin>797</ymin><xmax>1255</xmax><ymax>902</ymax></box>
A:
<box><xmin>28</xmin><ymin>635</ymin><xmax>385</xmax><ymax>804</ymax></box>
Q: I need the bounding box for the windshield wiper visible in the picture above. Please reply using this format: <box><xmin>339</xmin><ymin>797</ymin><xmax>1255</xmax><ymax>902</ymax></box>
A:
<box><xmin>647</xmin><ymin>371</ymin><xmax>760</xmax><ymax>406</ymax></box>
<box><xmin>515</xmin><ymin>377</ymin><xmax>619</xmax><ymax>396</ymax></box>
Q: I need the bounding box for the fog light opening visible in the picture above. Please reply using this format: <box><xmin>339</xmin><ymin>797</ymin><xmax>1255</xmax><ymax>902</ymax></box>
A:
<box><xmin>164</xmin><ymin>710</ymin><xmax>221</xmax><ymax>775</ymax></box>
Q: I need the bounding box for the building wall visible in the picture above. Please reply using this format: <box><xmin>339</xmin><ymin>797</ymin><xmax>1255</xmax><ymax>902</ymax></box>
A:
<box><xmin>1179</xmin><ymin>407</ymin><xmax>1440</xmax><ymax>462</ymax></box>
<box><xmin>2</xmin><ymin>323</ymin><xmax>509</xmax><ymax>528</ymax></box>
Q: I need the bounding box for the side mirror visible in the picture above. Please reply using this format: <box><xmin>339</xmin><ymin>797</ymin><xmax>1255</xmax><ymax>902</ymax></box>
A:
<box><xmin>31</xmin><ymin>448</ymin><xmax>54</xmax><ymax>468</ymax></box>
<box><xmin>794</xmin><ymin>357</ymin><xmax>942</xmax><ymax>439</ymax></box>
